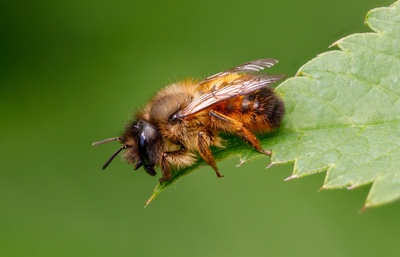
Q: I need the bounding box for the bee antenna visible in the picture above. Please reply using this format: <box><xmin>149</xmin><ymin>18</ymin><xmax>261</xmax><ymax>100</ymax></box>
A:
<box><xmin>92</xmin><ymin>137</ymin><xmax>121</xmax><ymax>146</ymax></box>
<box><xmin>102</xmin><ymin>145</ymin><xmax>131</xmax><ymax>170</ymax></box>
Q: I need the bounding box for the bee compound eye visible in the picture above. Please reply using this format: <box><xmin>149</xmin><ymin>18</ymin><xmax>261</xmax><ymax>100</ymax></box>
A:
<box><xmin>138</xmin><ymin>132</ymin><xmax>146</xmax><ymax>148</ymax></box>
<box><xmin>137</xmin><ymin>132</ymin><xmax>150</xmax><ymax>163</ymax></box>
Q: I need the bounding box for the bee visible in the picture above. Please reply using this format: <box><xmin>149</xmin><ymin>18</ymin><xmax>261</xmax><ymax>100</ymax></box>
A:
<box><xmin>93</xmin><ymin>59</ymin><xmax>285</xmax><ymax>183</ymax></box>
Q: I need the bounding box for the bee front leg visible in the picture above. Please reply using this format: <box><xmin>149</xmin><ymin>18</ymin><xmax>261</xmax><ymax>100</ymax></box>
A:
<box><xmin>209</xmin><ymin>110</ymin><xmax>271</xmax><ymax>156</ymax></box>
<box><xmin>197</xmin><ymin>131</ymin><xmax>224</xmax><ymax>178</ymax></box>
<box><xmin>160</xmin><ymin>153</ymin><xmax>173</xmax><ymax>183</ymax></box>
<box><xmin>160</xmin><ymin>148</ymin><xmax>197</xmax><ymax>183</ymax></box>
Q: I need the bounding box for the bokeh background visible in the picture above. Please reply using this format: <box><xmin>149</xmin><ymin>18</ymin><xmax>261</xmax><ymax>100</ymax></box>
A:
<box><xmin>1</xmin><ymin>0</ymin><xmax>398</xmax><ymax>256</ymax></box>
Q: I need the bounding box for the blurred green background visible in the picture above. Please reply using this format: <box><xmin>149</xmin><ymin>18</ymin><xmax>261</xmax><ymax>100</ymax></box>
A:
<box><xmin>1</xmin><ymin>0</ymin><xmax>398</xmax><ymax>256</ymax></box>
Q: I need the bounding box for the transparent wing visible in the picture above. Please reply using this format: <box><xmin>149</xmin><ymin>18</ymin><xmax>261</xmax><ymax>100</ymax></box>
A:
<box><xmin>177</xmin><ymin>73</ymin><xmax>285</xmax><ymax>119</ymax></box>
<box><xmin>196</xmin><ymin>58</ymin><xmax>279</xmax><ymax>92</ymax></box>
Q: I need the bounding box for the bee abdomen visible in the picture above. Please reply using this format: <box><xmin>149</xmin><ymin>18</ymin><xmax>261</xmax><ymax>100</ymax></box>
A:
<box><xmin>241</xmin><ymin>88</ymin><xmax>284</xmax><ymax>131</ymax></box>
<box><xmin>213</xmin><ymin>88</ymin><xmax>284</xmax><ymax>132</ymax></box>
<box><xmin>241</xmin><ymin>93</ymin><xmax>257</xmax><ymax>112</ymax></box>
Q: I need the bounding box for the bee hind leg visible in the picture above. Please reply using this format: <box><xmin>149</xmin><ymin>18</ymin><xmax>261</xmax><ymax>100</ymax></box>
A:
<box><xmin>197</xmin><ymin>131</ymin><xmax>224</xmax><ymax>178</ymax></box>
<box><xmin>209</xmin><ymin>110</ymin><xmax>271</xmax><ymax>156</ymax></box>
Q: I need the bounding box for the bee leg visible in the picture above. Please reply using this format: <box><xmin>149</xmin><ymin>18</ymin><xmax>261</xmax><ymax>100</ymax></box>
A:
<box><xmin>209</xmin><ymin>110</ymin><xmax>271</xmax><ymax>156</ymax></box>
<box><xmin>197</xmin><ymin>131</ymin><xmax>224</xmax><ymax>178</ymax></box>
<box><xmin>160</xmin><ymin>153</ymin><xmax>173</xmax><ymax>183</ymax></box>
<box><xmin>160</xmin><ymin>148</ymin><xmax>197</xmax><ymax>183</ymax></box>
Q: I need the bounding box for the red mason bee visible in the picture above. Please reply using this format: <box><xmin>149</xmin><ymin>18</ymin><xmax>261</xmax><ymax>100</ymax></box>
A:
<box><xmin>93</xmin><ymin>59</ymin><xmax>285</xmax><ymax>182</ymax></box>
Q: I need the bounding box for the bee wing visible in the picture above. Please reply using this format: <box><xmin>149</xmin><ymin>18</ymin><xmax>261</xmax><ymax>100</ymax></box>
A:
<box><xmin>196</xmin><ymin>58</ymin><xmax>279</xmax><ymax>92</ymax></box>
<box><xmin>178</xmin><ymin>73</ymin><xmax>285</xmax><ymax>119</ymax></box>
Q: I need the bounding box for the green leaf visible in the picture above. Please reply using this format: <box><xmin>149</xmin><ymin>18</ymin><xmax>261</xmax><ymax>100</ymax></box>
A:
<box><xmin>146</xmin><ymin>0</ymin><xmax>400</xmax><ymax>208</ymax></box>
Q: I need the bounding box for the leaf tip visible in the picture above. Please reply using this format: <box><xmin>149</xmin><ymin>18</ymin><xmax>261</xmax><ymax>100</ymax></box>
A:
<box><xmin>319</xmin><ymin>185</ymin><xmax>328</xmax><ymax>191</ymax></box>
<box><xmin>328</xmin><ymin>41</ymin><xmax>339</xmax><ymax>48</ymax></box>
<box><xmin>266</xmin><ymin>162</ymin><xmax>276</xmax><ymax>169</ymax></box>
<box><xmin>145</xmin><ymin>192</ymin><xmax>158</xmax><ymax>207</ymax></box>
<box><xmin>284</xmin><ymin>174</ymin><xmax>299</xmax><ymax>181</ymax></box>
<box><xmin>346</xmin><ymin>184</ymin><xmax>356</xmax><ymax>190</ymax></box>
<box><xmin>236</xmin><ymin>158</ymin><xmax>246</xmax><ymax>167</ymax></box>
<box><xmin>359</xmin><ymin>205</ymin><xmax>368</xmax><ymax>213</ymax></box>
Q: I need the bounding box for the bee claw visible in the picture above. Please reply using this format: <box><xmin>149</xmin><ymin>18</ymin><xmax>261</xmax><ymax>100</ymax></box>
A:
<box><xmin>215</xmin><ymin>170</ymin><xmax>224</xmax><ymax>178</ymax></box>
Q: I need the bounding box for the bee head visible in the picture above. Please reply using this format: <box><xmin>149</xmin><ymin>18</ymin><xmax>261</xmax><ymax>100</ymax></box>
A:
<box><xmin>92</xmin><ymin>119</ymin><xmax>161</xmax><ymax>176</ymax></box>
